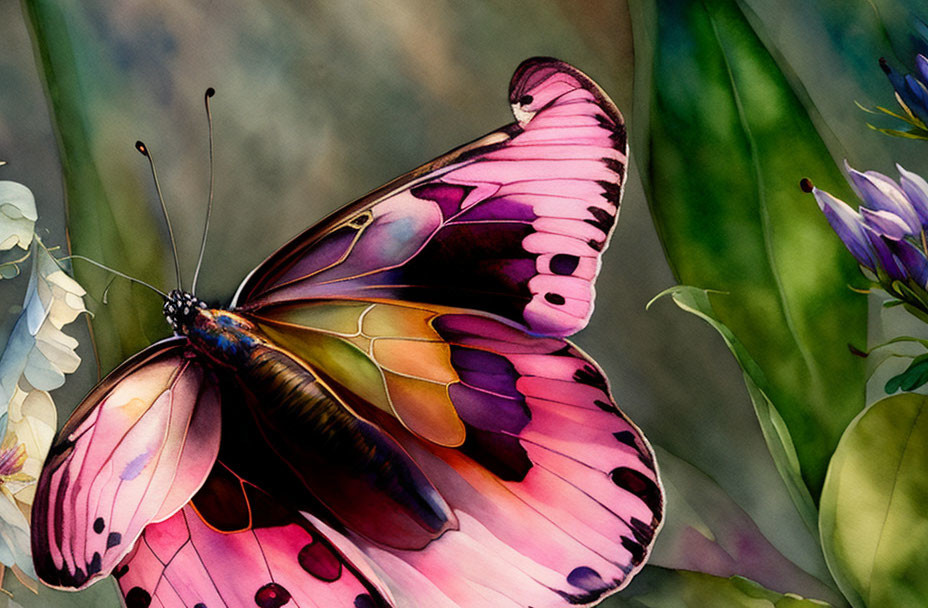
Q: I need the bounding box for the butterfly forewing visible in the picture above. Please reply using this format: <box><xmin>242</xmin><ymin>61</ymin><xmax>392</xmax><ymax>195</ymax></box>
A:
<box><xmin>32</xmin><ymin>338</ymin><xmax>221</xmax><ymax>590</ymax></box>
<box><xmin>233</xmin><ymin>58</ymin><xmax>626</xmax><ymax>339</ymax></box>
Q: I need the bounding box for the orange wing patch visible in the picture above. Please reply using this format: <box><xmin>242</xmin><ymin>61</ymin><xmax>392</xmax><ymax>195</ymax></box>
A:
<box><xmin>251</xmin><ymin>300</ymin><xmax>465</xmax><ymax>447</ymax></box>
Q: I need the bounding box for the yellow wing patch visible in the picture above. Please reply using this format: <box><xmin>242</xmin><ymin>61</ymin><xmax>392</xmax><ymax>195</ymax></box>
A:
<box><xmin>252</xmin><ymin>300</ymin><xmax>465</xmax><ymax>447</ymax></box>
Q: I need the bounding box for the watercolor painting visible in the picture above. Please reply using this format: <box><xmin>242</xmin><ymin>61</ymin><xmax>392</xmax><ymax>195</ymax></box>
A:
<box><xmin>1</xmin><ymin>2</ymin><xmax>927</xmax><ymax>607</ymax></box>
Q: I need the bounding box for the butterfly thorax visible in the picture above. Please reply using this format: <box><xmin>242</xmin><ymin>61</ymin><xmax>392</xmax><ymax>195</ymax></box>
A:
<box><xmin>162</xmin><ymin>290</ymin><xmax>259</xmax><ymax>367</ymax></box>
<box><xmin>162</xmin><ymin>290</ymin><xmax>208</xmax><ymax>332</ymax></box>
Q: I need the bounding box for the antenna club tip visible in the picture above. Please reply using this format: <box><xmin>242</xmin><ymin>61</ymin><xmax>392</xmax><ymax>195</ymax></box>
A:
<box><xmin>206</xmin><ymin>87</ymin><xmax>216</xmax><ymax>98</ymax></box>
<box><xmin>799</xmin><ymin>177</ymin><xmax>815</xmax><ymax>193</ymax></box>
<box><xmin>135</xmin><ymin>141</ymin><xmax>149</xmax><ymax>156</ymax></box>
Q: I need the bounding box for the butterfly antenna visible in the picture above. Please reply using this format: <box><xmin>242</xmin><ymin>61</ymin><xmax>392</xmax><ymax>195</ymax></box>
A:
<box><xmin>64</xmin><ymin>255</ymin><xmax>169</xmax><ymax>300</ymax></box>
<box><xmin>191</xmin><ymin>87</ymin><xmax>216</xmax><ymax>295</ymax></box>
<box><xmin>136</xmin><ymin>140</ymin><xmax>183</xmax><ymax>291</ymax></box>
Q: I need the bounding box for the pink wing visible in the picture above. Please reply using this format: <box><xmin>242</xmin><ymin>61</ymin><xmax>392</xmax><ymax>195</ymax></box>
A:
<box><xmin>116</xmin><ymin>468</ymin><xmax>394</xmax><ymax>608</ymax></box>
<box><xmin>349</xmin><ymin>312</ymin><xmax>662</xmax><ymax>607</ymax></box>
<box><xmin>31</xmin><ymin>338</ymin><xmax>221</xmax><ymax>590</ymax></box>
<box><xmin>246</xmin><ymin>306</ymin><xmax>662</xmax><ymax>607</ymax></box>
<box><xmin>233</xmin><ymin>57</ymin><xmax>626</xmax><ymax>338</ymax></box>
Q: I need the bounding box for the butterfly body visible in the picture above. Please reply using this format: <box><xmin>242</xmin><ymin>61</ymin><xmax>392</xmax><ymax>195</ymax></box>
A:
<box><xmin>161</xmin><ymin>293</ymin><xmax>459</xmax><ymax>550</ymax></box>
<box><xmin>33</xmin><ymin>58</ymin><xmax>664</xmax><ymax>608</ymax></box>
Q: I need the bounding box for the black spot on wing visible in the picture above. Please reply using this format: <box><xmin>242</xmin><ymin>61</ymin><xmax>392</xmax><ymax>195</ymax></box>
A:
<box><xmin>298</xmin><ymin>537</ymin><xmax>343</xmax><ymax>582</ymax></box>
<box><xmin>255</xmin><ymin>582</ymin><xmax>291</xmax><ymax>608</ymax></box>
<box><xmin>597</xmin><ymin>179</ymin><xmax>622</xmax><ymax>207</ymax></box>
<box><xmin>545</xmin><ymin>292</ymin><xmax>566</xmax><ymax>305</ymax></box>
<box><xmin>603</xmin><ymin>157</ymin><xmax>624</xmax><ymax>175</ymax></box>
<box><xmin>573</xmin><ymin>364</ymin><xmax>608</xmax><ymax>393</ymax></box>
<box><xmin>557</xmin><ymin>565</ymin><xmax>613</xmax><ymax>604</ymax></box>
<box><xmin>93</xmin><ymin>517</ymin><xmax>105</xmax><ymax>534</ymax></box>
<box><xmin>550</xmin><ymin>253</ymin><xmax>580</xmax><ymax>275</ymax></box>
<box><xmin>125</xmin><ymin>586</ymin><xmax>152</xmax><ymax>608</ymax></box>
<box><xmin>107</xmin><ymin>532</ymin><xmax>122</xmax><ymax>549</ymax></box>
<box><xmin>613</xmin><ymin>430</ymin><xmax>637</xmax><ymax>447</ymax></box>
<box><xmin>355</xmin><ymin>594</ymin><xmax>378</xmax><ymax>608</ymax></box>
<box><xmin>609</xmin><ymin>467</ymin><xmax>663</xmax><ymax>518</ymax></box>
<box><xmin>621</xmin><ymin>536</ymin><xmax>646</xmax><ymax>565</ymax></box>
<box><xmin>584</xmin><ymin>205</ymin><xmax>615</xmax><ymax>233</ymax></box>
<box><xmin>88</xmin><ymin>552</ymin><xmax>102</xmax><ymax>576</ymax></box>
<box><xmin>629</xmin><ymin>516</ymin><xmax>656</xmax><ymax>546</ymax></box>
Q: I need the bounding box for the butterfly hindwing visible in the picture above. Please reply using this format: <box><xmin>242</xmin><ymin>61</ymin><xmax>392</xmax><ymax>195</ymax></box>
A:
<box><xmin>246</xmin><ymin>301</ymin><xmax>662</xmax><ymax>607</ymax></box>
<box><xmin>233</xmin><ymin>58</ymin><xmax>626</xmax><ymax>338</ymax></box>
<box><xmin>31</xmin><ymin>338</ymin><xmax>221</xmax><ymax>589</ymax></box>
<box><xmin>116</xmin><ymin>469</ymin><xmax>395</xmax><ymax>608</ymax></box>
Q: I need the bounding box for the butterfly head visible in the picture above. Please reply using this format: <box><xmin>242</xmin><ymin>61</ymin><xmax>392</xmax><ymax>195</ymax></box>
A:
<box><xmin>163</xmin><ymin>290</ymin><xmax>208</xmax><ymax>332</ymax></box>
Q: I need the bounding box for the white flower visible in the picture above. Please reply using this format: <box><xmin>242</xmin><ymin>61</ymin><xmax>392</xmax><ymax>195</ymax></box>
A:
<box><xmin>0</xmin><ymin>182</ymin><xmax>87</xmax><ymax>586</ymax></box>
<box><xmin>0</xmin><ymin>181</ymin><xmax>37</xmax><ymax>253</ymax></box>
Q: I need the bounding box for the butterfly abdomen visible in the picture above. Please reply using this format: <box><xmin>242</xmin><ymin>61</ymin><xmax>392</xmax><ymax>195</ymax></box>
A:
<box><xmin>185</xmin><ymin>308</ymin><xmax>457</xmax><ymax>549</ymax></box>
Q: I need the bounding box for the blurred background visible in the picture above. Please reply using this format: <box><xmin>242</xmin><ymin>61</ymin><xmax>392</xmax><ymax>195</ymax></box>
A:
<box><xmin>0</xmin><ymin>1</ymin><xmax>924</xmax><ymax>606</ymax></box>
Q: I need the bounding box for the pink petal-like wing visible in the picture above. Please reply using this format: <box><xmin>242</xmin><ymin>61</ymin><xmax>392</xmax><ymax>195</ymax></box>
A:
<box><xmin>245</xmin><ymin>304</ymin><xmax>662</xmax><ymax>607</ymax></box>
<box><xmin>116</xmin><ymin>483</ymin><xmax>394</xmax><ymax>608</ymax></box>
<box><xmin>233</xmin><ymin>57</ymin><xmax>626</xmax><ymax>338</ymax></box>
<box><xmin>340</xmin><ymin>311</ymin><xmax>662</xmax><ymax>607</ymax></box>
<box><xmin>31</xmin><ymin>338</ymin><xmax>221</xmax><ymax>589</ymax></box>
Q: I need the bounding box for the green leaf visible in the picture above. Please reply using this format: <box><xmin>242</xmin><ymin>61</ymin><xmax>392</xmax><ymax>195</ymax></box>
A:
<box><xmin>631</xmin><ymin>0</ymin><xmax>866</xmax><ymax>500</ymax></box>
<box><xmin>650</xmin><ymin>286</ymin><xmax>818</xmax><ymax>534</ymax></box>
<box><xmin>819</xmin><ymin>394</ymin><xmax>928</xmax><ymax>608</ymax></box>
<box><xmin>0</xmin><ymin>571</ymin><xmax>120</xmax><ymax>608</ymax></box>
<box><xmin>608</xmin><ymin>567</ymin><xmax>833</xmax><ymax>607</ymax></box>
<box><xmin>22</xmin><ymin>1</ymin><xmax>168</xmax><ymax>374</ymax></box>
<box><xmin>649</xmin><ymin>446</ymin><xmax>844</xmax><ymax>605</ymax></box>
<box><xmin>884</xmin><ymin>353</ymin><xmax>928</xmax><ymax>394</ymax></box>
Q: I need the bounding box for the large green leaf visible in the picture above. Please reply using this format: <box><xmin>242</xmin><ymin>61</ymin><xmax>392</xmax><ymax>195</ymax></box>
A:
<box><xmin>650</xmin><ymin>286</ymin><xmax>818</xmax><ymax>533</ymax></box>
<box><xmin>819</xmin><ymin>394</ymin><xmax>928</xmax><ymax>608</ymax></box>
<box><xmin>22</xmin><ymin>1</ymin><xmax>168</xmax><ymax>374</ymax></box>
<box><xmin>630</xmin><ymin>0</ymin><xmax>867</xmax><ymax>500</ymax></box>
<box><xmin>609</xmin><ymin>568</ymin><xmax>832</xmax><ymax>607</ymax></box>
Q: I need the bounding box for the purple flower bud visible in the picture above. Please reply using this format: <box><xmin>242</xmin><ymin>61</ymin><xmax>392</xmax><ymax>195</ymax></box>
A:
<box><xmin>917</xmin><ymin>54</ymin><xmax>928</xmax><ymax>88</ymax></box>
<box><xmin>845</xmin><ymin>161</ymin><xmax>922</xmax><ymax>234</ymax></box>
<box><xmin>893</xmin><ymin>239</ymin><xmax>928</xmax><ymax>287</ymax></box>
<box><xmin>860</xmin><ymin>207</ymin><xmax>911</xmax><ymax>240</ymax></box>
<box><xmin>862</xmin><ymin>225</ymin><xmax>907</xmax><ymax>281</ymax></box>
<box><xmin>896</xmin><ymin>164</ymin><xmax>928</xmax><ymax>225</ymax></box>
<box><xmin>879</xmin><ymin>55</ymin><xmax>928</xmax><ymax>129</ymax></box>
<box><xmin>811</xmin><ymin>187</ymin><xmax>876</xmax><ymax>269</ymax></box>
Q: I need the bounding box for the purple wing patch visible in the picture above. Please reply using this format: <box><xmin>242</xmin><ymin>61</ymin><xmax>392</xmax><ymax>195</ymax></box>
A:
<box><xmin>339</xmin><ymin>310</ymin><xmax>662</xmax><ymax>608</ymax></box>
<box><xmin>234</xmin><ymin>58</ymin><xmax>627</xmax><ymax>338</ymax></box>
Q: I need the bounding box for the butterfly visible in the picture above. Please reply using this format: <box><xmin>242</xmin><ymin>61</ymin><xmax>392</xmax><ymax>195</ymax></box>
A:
<box><xmin>29</xmin><ymin>57</ymin><xmax>663</xmax><ymax>608</ymax></box>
